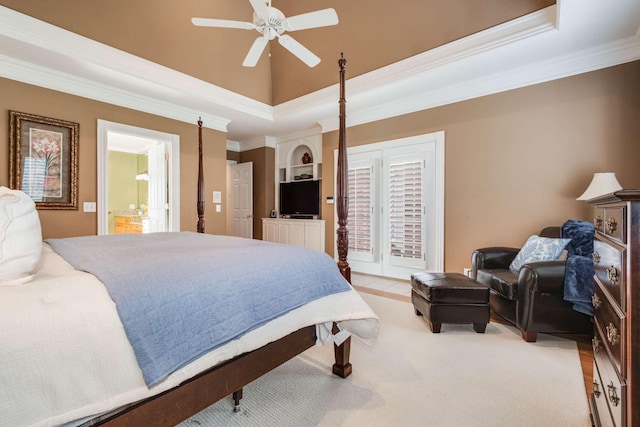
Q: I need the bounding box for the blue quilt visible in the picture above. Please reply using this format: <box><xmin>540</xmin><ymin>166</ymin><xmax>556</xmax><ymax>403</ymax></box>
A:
<box><xmin>561</xmin><ymin>220</ymin><xmax>595</xmax><ymax>316</ymax></box>
<box><xmin>47</xmin><ymin>232</ymin><xmax>350</xmax><ymax>387</ymax></box>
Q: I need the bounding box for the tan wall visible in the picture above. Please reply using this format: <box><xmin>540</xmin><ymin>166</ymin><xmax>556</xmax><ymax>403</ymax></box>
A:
<box><xmin>239</xmin><ymin>147</ymin><xmax>275</xmax><ymax>239</ymax></box>
<box><xmin>226</xmin><ymin>150</ymin><xmax>240</xmax><ymax>163</ymax></box>
<box><xmin>322</xmin><ymin>61</ymin><xmax>640</xmax><ymax>274</ymax></box>
<box><xmin>1</xmin><ymin>78</ymin><xmax>228</xmax><ymax>239</ymax></box>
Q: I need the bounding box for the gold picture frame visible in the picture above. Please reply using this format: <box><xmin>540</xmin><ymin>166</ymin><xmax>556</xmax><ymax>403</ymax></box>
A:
<box><xmin>9</xmin><ymin>111</ymin><xmax>79</xmax><ymax>210</ymax></box>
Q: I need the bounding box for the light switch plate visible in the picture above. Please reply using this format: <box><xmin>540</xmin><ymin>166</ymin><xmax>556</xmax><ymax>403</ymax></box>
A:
<box><xmin>215</xmin><ymin>204</ymin><xmax>221</xmax><ymax>213</ymax></box>
<box><xmin>83</xmin><ymin>202</ymin><xmax>96</xmax><ymax>212</ymax></box>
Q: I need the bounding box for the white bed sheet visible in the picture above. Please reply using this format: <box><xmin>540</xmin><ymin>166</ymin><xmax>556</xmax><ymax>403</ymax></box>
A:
<box><xmin>0</xmin><ymin>244</ymin><xmax>378</xmax><ymax>427</ymax></box>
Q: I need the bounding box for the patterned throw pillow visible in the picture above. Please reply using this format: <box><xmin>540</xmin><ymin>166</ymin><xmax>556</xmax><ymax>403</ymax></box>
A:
<box><xmin>509</xmin><ymin>235</ymin><xmax>571</xmax><ymax>272</ymax></box>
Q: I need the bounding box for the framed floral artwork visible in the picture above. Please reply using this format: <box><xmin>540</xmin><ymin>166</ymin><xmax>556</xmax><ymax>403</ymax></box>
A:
<box><xmin>9</xmin><ymin>111</ymin><xmax>79</xmax><ymax>209</ymax></box>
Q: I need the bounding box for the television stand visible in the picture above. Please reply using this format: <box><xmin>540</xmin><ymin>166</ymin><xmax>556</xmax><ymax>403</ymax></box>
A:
<box><xmin>262</xmin><ymin>218</ymin><xmax>325</xmax><ymax>252</ymax></box>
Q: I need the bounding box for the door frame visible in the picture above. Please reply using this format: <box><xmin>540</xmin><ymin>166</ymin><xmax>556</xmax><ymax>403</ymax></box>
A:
<box><xmin>97</xmin><ymin>120</ymin><xmax>180</xmax><ymax>235</ymax></box>
<box><xmin>334</xmin><ymin>131</ymin><xmax>445</xmax><ymax>277</ymax></box>
<box><xmin>226</xmin><ymin>161</ymin><xmax>254</xmax><ymax>239</ymax></box>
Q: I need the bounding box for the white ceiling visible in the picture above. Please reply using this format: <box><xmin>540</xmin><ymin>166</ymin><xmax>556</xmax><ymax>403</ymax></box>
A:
<box><xmin>1</xmin><ymin>0</ymin><xmax>639</xmax><ymax>145</ymax></box>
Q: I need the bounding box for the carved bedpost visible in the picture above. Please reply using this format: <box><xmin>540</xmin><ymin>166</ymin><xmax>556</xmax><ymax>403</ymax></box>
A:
<box><xmin>333</xmin><ymin>54</ymin><xmax>353</xmax><ymax>379</ymax></box>
<box><xmin>196</xmin><ymin>118</ymin><xmax>205</xmax><ymax>233</ymax></box>
<box><xmin>336</xmin><ymin>53</ymin><xmax>351</xmax><ymax>284</ymax></box>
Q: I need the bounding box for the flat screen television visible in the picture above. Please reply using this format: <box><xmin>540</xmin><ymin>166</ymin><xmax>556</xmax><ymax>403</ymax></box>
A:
<box><xmin>279</xmin><ymin>180</ymin><xmax>320</xmax><ymax>217</ymax></box>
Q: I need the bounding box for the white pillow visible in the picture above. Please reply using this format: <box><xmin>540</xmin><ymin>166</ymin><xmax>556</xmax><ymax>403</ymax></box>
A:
<box><xmin>0</xmin><ymin>187</ymin><xmax>42</xmax><ymax>286</ymax></box>
<box><xmin>509</xmin><ymin>235</ymin><xmax>571</xmax><ymax>272</ymax></box>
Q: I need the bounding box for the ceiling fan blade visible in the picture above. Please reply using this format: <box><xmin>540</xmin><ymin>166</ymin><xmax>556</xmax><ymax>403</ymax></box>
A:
<box><xmin>191</xmin><ymin>17</ymin><xmax>254</xmax><ymax>30</ymax></box>
<box><xmin>243</xmin><ymin>36</ymin><xmax>269</xmax><ymax>67</ymax></box>
<box><xmin>277</xmin><ymin>34</ymin><xmax>321</xmax><ymax>67</ymax></box>
<box><xmin>249</xmin><ymin>0</ymin><xmax>269</xmax><ymax>19</ymax></box>
<box><xmin>285</xmin><ymin>8</ymin><xmax>339</xmax><ymax>31</ymax></box>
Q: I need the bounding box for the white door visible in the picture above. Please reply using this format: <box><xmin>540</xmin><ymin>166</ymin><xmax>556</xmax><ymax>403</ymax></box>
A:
<box><xmin>347</xmin><ymin>154</ymin><xmax>379</xmax><ymax>266</ymax></box>
<box><xmin>147</xmin><ymin>143</ymin><xmax>167</xmax><ymax>232</ymax></box>
<box><xmin>336</xmin><ymin>132</ymin><xmax>444</xmax><ymax>280</ymax></box>
<box><xmin>381</xmin><ymin>148</ymin><xmax>428</xmax><ymax>277</ymax></box>
<box><xmin>229</xmin><ymin>162</ymin><xmax>253</xmax><ymax>239</ymax></box>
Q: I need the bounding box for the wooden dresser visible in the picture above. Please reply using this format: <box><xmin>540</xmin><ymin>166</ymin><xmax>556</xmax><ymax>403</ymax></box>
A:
<box><xmin>588</xmin><ymin>190</ymin><xmax>639</xmax><ymax>427</ymax></box>
<box><xmin>114</xmin><ymin>215</ymin><xmax>143</xmax><ymax>234</ymax></box>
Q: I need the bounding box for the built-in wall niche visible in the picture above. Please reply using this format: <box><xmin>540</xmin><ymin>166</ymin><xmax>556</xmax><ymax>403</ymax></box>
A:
<box><xmin>289</xmin><ymin>144</ymin><xmax>318</xmax><ymax>181</ymax></box>
<box><xmin>277</xmin><ymin>138</ymin><xmax>322</xmax><ymax>183</ymax></box>
<box><xmin>275</xmin><ymin>131</ymin><xmax>323</xmax><ymax>218</ymax></box>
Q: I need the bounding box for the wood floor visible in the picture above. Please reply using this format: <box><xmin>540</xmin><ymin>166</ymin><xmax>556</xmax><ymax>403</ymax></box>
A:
<box><xmin>352</xmin><ymin>284</ymin><xmax>594</xmax><ymax>404</ymax></box>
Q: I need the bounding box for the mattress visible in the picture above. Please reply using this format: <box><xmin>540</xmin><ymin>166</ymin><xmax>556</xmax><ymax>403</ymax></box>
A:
<box><xmin>0</xmin><ymin>244</ymin><xmax>378</xmax><ymax>427</ymax></box>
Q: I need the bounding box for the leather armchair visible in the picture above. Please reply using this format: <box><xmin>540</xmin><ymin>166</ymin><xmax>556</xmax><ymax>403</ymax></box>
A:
<box><xmin>471</xmin><ymin>227</ymin><xmax>592</xmax><ymax>342</ymax></box>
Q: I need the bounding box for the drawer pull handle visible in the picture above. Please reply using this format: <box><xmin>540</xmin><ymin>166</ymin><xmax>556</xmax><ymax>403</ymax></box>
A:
<box><xmin>592</xmin><ymin>251</ymin><xmax>601</xmax><ymax>264</ymax></box>
<box><xmin>606</xmin><ymin>217</ymin><xmax>617</xmax><ymax>234</ymax></box>
<box><xmin>607</xmin><ymin>382</ymin><xmax>620</xmax><ymax>407</ymax></box>
<box><xmin>593</xmin><ymin>380</ymin><xmax>601</xmax><ymax>398</ymax></box>
<box><xmin>591</xmin><ymin>294</ymin><xmax>602</xmax><ymax>309</ymax></box>
<box><xmin>606</xmin><ymin>266</ymin><xmax>619</xmax><ymax>284</ymax></box>
<box><xmin>606</xmin><ymin>323</ymin><xmax>620</xmax><ymax>346</ymax></box>
<box><xmin>592</xmin><ymin>335</ymin><xmax>601</xmax><ymax>353</ymax></box>
<box><xmin>593</xmin><ymin>216</ymin><xmax>603</xmax><ymax>229</ymax></box>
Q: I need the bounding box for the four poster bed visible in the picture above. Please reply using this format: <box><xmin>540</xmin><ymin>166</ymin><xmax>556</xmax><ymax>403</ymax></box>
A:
<box><xmin>0</xmin><ymin>56</ymin><xmax>372</xmax><ymax>427</ymax></box>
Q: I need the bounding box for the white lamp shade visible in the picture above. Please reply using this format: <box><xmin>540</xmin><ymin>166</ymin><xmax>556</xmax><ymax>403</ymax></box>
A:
<box><xmin>577</xmin><ymin>172</ymin><xmax>622</xmax><ymax>200</ymax></box>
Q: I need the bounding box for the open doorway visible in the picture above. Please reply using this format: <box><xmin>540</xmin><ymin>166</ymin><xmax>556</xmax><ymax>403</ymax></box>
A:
<box><xmin>97</xmin><ymin>120</ymin><xmax>180</xmax><ymax>235</ymax></box>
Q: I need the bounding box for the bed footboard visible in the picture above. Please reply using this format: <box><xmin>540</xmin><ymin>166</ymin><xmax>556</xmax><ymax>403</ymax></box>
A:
<box><xmin>83</xmin><ymin>325</ymin><xmax>320</xmax><ymax>427</ymax></box>
<box><xmin>82</xmin><ymin>324</ymin><xmax>351</xmax><ymax>426</ymax></box>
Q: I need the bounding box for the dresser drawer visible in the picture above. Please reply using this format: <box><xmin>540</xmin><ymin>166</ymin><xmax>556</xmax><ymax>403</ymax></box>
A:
<box><xmin>594</xmin><ymin>325</ymin><xmax>627</xmax><ymax>427</ymax></box>
<box><xmin>593</xmin><ymin>206</ymin><xmax>626</xmax><ymax>244</ymax></box>
<box><xmin>593</xmin><ymin>207</ymin><xmax>605</xmax><ymax>234</ymax></box>
<box><xmin>593</xmin><ymin>283</ymin><xmax>625</xmax><ymax>376</ymax></box>
<box><xmin>592</xmin><ymin>359</ymin><xmax>616</xmax><ymax>427</ymax></box>
<box><xmin>116</xmin><ymin>216</ymin><xmax>132</xmax><ymax>224</ymax></box>
<box><xmin>593</xmin><ymin>240</ymin><xmax>626</xmax><ymax>308</ymax></box>
<box><xmin>603</xmin><ymin>206</ymin><xmax>626</xmax><ymax>244</ymax></box>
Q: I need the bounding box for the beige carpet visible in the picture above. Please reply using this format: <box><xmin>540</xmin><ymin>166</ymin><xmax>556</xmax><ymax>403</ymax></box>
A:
<box><xmin>178</xmin><ymin>292</ymin><xmax>591</xmax><ymax>427</ymax></box>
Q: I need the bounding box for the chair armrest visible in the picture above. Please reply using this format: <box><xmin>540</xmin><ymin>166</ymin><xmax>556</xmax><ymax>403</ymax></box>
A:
<box><xmin>472</xmin><ymin>247</ymin><xmax>520</xmax><ymax>274</ymax></box>
<box><xmin>518</xmin><ymin>260</ymin><xmax>567</xmax><ymax>295</ymax></box>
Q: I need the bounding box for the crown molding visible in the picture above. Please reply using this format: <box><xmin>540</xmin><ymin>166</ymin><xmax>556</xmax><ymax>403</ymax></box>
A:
<box><xmin>273</xmin><ymin>126</ymin><xmax>322</xmax><ymax>144</ymax></box>
<box><xmin>237</xmin><ymin>136</ymin><xmax>277</xmax><ymax>152</ymax></box>
<box><xmin>226</xmin><ymin>141</ymin><xmax>241</xmax><ymax>152</ymax></box>
<box><xmin>317</xmin><ymin>11</ymin><xmax>640</xmax><ymax>133</ymax></box>
<box><xmin>277</xmin><ymin>6</ymin><xmax>556</xmax><ymax>121</ymax></box>
<box><xmin>0</xmin><ymin>5</ymin><xmax>272</xmax><ymax>126</ymax></box>
<box><xmin>1</xmin><ymin>3</ymin><xmax>639</xmax><ymax>140</ymax></box>
<box><xmin>0</xmin><ymin>54</ymin><xmax>231</xmax><ymax>131</ymax></box>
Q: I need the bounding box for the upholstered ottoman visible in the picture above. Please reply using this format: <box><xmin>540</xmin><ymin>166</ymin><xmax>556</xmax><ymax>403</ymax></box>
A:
<box><xmin>411</xmin><ymin>272</ymin><xmax>490</xmax><ymax>333</ymax></box>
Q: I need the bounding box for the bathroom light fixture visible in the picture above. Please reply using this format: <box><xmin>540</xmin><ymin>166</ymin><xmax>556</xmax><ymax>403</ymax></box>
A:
<box><xmin>576</xmin><ymin>172</ymin><xmax>622</xmax><ymax>200</ymax></box>
<box><xmin>135</xmin><ymin>171</ymin><xmax>149</xmax><ymax>181</ymax></box>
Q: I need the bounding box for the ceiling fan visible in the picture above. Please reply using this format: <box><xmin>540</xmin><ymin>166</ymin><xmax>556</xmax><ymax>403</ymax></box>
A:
<box><xmin>191</xmin><ymin>0</ymin><xmax>338</xmax><ymax>68</ymax></box>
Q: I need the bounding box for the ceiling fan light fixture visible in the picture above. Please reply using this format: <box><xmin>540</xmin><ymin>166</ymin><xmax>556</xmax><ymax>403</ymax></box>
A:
<box><xmin>253</xmin><ymin>7</ymin><xmax>286</xmax><ymax>39</ymax></box>
<box><xmin>192</xmin><ymin>1</ymin><xmax>339</xmax><ymax>67</ymax></box>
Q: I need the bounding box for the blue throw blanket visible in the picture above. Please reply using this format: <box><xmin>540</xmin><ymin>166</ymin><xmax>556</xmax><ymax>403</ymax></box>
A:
<box><xmin>561</xmin><ymin>220</ymin><xmax>595</xmax><ymax>316</ymax></box>
<box><xmin>47</xmin><ymin>232</ymin><xmax>350</xmax><ymax>387</ymax></box>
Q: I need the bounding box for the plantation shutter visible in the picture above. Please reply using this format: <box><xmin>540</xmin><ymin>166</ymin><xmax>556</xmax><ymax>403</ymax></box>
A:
<box><xmin>347</xmin><ymin>160</ymin><xmax>374</xmax><ymax>260</ymax></box>
<box><xmin>387</xmin><ymin>158</ymin><xmax>424</xmax><ymax>262</ymax></box>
